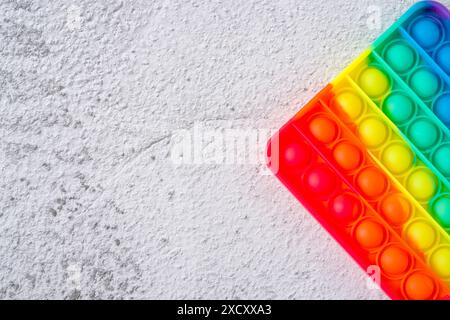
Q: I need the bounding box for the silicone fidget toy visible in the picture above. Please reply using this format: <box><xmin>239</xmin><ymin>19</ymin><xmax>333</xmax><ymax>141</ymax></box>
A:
<box><xmin>267</xmin><ymin>1</ymin><xmax>450</xmax><ymax>300</ymax></box>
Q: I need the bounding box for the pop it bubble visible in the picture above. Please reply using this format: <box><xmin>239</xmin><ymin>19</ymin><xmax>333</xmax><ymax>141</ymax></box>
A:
<box><xmin>267</xmin><ymin>1</ymin><xmax>450</xmax><ymax>300</ymax></box>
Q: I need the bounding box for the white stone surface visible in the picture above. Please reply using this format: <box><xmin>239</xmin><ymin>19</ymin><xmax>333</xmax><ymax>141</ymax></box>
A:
<box><xmin>1</xmin><ymin>0</ymin><xmax>446</xmax><ymax>299</ymax></box>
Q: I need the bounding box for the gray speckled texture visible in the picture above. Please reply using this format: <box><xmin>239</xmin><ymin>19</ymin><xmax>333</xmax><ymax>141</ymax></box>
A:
<box><xmin>1</xmin><ymin>0</ymin><xmax>446</xmax><ymax>300</ymax></box>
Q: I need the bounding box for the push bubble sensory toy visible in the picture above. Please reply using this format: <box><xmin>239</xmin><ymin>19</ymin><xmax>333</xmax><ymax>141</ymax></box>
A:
<box><xmin>267</xmin><ymin>1</ymin><xmax>450</xmax><ymax>300</ymax></box>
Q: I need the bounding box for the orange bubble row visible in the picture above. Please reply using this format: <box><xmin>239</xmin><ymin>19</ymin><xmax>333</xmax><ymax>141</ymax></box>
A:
<box><xmin>292</xmin><ymin>101</ymin><xmax>450</xmax><ymax>297</ymax></box>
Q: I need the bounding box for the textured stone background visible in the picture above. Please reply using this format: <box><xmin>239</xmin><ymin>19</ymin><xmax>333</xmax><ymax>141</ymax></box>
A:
<box><xmin>1</xmin><ymin>0</ymin><xmax>447</xmax><ymax>300</ymax></box>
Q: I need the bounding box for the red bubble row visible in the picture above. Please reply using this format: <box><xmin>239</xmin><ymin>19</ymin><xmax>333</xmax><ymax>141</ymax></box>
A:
<box><xmin>267</xmin><ymin>91</ymin><xmax>450</xmax><ymax>299</ymax></box>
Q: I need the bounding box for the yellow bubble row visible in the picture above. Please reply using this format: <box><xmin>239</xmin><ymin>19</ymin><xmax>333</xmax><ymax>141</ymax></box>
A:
<box><xmin>327</xmin><ymin>75</ymin><xmax>450</xmax><ymax>283</ymax></box>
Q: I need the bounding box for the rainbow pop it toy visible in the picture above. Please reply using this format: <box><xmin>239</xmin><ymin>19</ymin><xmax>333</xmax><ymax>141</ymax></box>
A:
<box><xmin>267</xmin><ymin>1</ymin><xmax>450</xmax><ymax>300</ymax></box>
